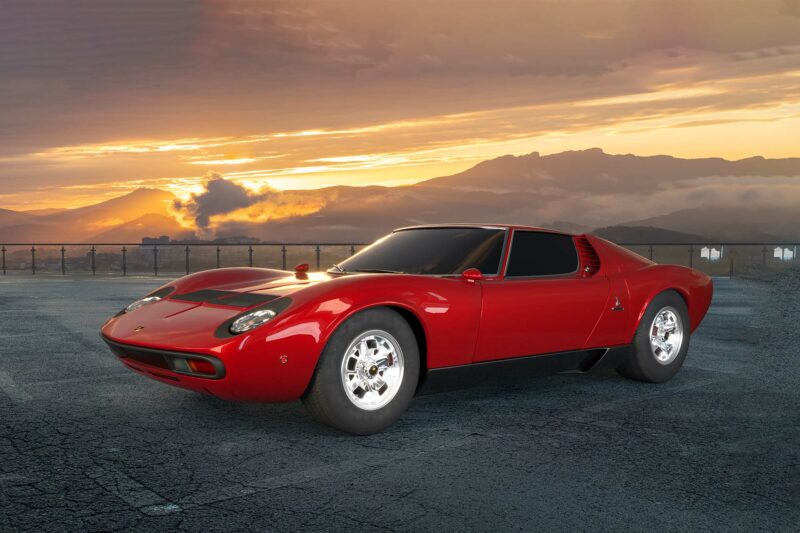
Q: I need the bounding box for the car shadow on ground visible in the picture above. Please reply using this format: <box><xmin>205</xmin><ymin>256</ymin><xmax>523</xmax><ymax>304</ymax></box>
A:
<box><xmin>176</xmin><ymin>367</ymin><xmax>635</xmax><ymax>438</ymax></box>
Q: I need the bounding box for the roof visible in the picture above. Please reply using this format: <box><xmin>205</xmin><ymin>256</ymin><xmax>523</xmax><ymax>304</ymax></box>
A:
<box><xmin>393</xmin><ymin>223</ymin><xmax>572</xmax><ymax>235</ymax></box>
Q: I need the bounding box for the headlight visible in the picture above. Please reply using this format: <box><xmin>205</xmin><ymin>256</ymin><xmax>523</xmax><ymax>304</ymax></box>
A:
<box><xmin>125</xmin><ymin>296</ymin><xmax>162</xmax><ymax>313</ymax></box>
<box><xmin>230</xmin><ymin>309</ymin><xmax>277</xmax><ymax>334</ymax></box>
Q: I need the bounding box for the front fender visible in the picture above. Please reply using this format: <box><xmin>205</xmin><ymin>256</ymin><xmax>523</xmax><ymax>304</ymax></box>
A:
<box><xmin>259</xmin><ymin>274</ymin><xmax>482</xmax><ymax>382</ymax></box>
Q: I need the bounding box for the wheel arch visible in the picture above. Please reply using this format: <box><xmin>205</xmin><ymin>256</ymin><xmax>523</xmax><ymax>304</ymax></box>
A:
<box><xmin>633</xmin><ymin>287</ymin><xmax>690</xmax><ymax>335</ymax></box>
<box><xmin>385</xmin><ymin>305</ymin><xmax>429</xmax><ymax>393</ymax></box>
<box><xmin>306</xmin><ymin>301</ymin><xmax>430</xmax><ymax>396</ymax></box>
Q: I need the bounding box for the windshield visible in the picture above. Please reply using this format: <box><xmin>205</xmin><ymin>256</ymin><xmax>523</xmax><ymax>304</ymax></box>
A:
<box><xmin>336</xmin><ymin>227</ymin><xmax>506</xmax><ymax>275</ymax></box>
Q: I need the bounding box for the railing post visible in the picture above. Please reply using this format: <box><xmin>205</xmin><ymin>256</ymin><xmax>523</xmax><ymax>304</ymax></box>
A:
<box><xmin>153</xmin><ymin>245</ymin><xmax>159</xmax><ymax>276</ymax></box>
<box><xmin>185</xmin><ymin>245</ymin><xmax>190</xmax><ymax>275</ymax></box>
<box><xmin>762</xmin><ymin>245</ymin><xmax>767</xmax><ymax>268</ymax></box>
<box><xmin>688</xmin><ymin>245</ymin><xmax>693</xmax><ymax>268</ymax></box>
<box><xmin>281</xmin><ymin>245</ymin><xmax>287</xmax><ymax>270</ymax></box>
<box><xmin>1</xmin><ymin>246</ymin><xmax>6</xmax><ymax>275</ymax></box>
<box><xmin>350</xmin><ymin>244</ymin><xmax>355</xmax><ymax>257</ymax></box>
<box><xmin>31</xmin><ymin>246</ymin><xmax>36</xmax><ymax>275</ymax></box>
<box><xmin>315</xmin><ymin>244</ymin><xmax>321</xmax><ymax>271</ymax></box>
<box><xmin>216</xmin><ymin>246</ymin><xmax>221</xmax><ymax>269</ymax></box>
<box><xmin>648</xmin><ymin>245</ymin><xmax>653</xmax><ymax>260</ymax></box>
<box><xmin>90</xmin><ymin>245</ymin><xmax>96</xmax><ymax>276</ymax></box>
<box><xmin>729</xmin><ymin>257</ymin><xmax>734</xmax><ymax>279</ymax></box>
<box><xmin>122</xmin><ymin>246</ymin><xmax>127</xmax><ymax>276</ymax></box>
<box><xmin>248</xmin><ymin>245</ymin><xmax>253</xmax><ymax>267</ymax></box>
<box><xmin>60</xmin><ymin>246</ymin><xmax>66</xmax><ymax>275</ymax></box>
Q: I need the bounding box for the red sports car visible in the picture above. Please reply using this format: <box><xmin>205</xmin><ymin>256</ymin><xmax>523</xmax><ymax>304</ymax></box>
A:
<box><xmin>101</xmin><ymin>225</ymin><xmax>713</xmax><ymax>434</ymax></box>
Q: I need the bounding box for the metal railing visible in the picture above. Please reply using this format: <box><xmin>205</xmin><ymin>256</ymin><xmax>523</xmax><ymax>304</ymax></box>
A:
<box><xmin>0</xmin><ymin>242</ymin><xmax>366</xmax><ymax>276</ymax></box>
<box><xmin>0</xmin><ymin>241</ymin><xmax>796</xmax><ymax>277</ymax></box>
<box><xmin>615</xmin><ymin>242</ymin><xmax>798</xmax><ymax>278</ymax></box>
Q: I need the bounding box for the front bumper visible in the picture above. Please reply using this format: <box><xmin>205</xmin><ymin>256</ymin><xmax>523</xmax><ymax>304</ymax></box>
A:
<box><xmin>100</xmin><ymin>328</ymin><xmax>321</xmax><ymax>403</ymax></box>
<box><xmin>102</xmin><ymin>335</ymin><xmax>226</xmax><ymax>379</ymax></box>
<box><xmin>100</xmin><ymin>297</ymin><xmax>325</xmax><ymax>403</ymax></box>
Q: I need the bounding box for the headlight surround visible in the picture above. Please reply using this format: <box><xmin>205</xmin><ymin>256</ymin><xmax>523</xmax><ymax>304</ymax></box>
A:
<box><xmin>229</xmin><ymin>309</ymin><xmax>277</xmax><ymax>334</ymax></box>
<box><xmin>124</xmin><ymin>295</ymin><xmax>162</xmax><ymax>313</ymax></box>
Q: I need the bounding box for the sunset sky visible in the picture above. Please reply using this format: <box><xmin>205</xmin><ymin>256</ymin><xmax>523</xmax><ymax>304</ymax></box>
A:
<box><xmin>1</xmin><ymin>0</ymin><xmax>800</xmax><ymax>211</ymax></box>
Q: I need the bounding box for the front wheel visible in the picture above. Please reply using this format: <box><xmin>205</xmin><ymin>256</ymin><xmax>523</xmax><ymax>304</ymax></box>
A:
<box><xmin>302</xmin><ymin>308</ymin><xmax>419</xmax><ymax>435</ymax></box>
<box><xmin>618</xmin><ymin>291</ymin><xmax>690</xmax><ymax>383</ymax></box>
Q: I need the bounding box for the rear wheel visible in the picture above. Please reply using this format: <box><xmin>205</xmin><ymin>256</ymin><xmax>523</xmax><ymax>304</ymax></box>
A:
<box><xmin>618</xmin><ymin>291</ymin><xmax>690</xmax><ymax>383</ymax></box>
<box><xmin>302</xmin><ymin>308</ymin><xmax>419</xmax><ymax>435</ymax></box>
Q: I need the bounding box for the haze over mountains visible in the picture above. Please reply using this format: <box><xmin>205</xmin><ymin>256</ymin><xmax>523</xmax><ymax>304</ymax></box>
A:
<box><xmin>2</xmin><ymin>149</ymin><xmax>799</xmax><ymax>244</ymax></box>
<box><xmin>0</xmin><ymin>188</ymin><xmax>189</xmax><ymax>243</ymax></box>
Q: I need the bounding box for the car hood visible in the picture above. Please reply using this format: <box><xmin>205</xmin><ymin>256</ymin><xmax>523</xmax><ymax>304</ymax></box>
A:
<box><xmin>233</xmin><ymin>272</ymin><xmax>333</xmax><ymax>298</ymax></box>
<box><xmin>103</xmin><ymin>272</ymin><xmax>345</xmax><ymax>350</ymax></box>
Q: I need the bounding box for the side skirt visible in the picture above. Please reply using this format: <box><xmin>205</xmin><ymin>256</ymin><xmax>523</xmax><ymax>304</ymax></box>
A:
<box><xmin>417</xmin><ymin>345</ymin><xmax>632</xmax><ymax>396</ymax></box>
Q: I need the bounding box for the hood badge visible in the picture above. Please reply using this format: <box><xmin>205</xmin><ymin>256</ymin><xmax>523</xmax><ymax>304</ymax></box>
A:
<box><xmin>133</xmin><ymin>325</ymin><xmax>145</xmax><ymax>332</ymax></box>
<box><xmin>611</xmin><ymin>297</ymin><xmax>624</xmax><ymax>312</ymax></box>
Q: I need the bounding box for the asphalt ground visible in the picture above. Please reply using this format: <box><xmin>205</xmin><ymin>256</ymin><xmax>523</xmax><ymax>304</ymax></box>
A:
<box><xmin>0</xmin><ymin>273</ymin><xmax>798</xmax><ymax>532</ymax></box>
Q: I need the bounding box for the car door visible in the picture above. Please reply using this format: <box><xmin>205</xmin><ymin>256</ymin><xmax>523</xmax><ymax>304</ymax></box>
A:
<box><xmin>473</xmin><ymin>230</ymin><xmax>610</xmax><ymax>362</ymax></box>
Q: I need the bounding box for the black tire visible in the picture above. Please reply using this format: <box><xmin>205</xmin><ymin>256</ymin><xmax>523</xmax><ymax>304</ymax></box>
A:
<box><xmin>302</xmin><ymin>308</ymin><xmax>420</xmax><ymax>435</ymax></box>
<box><xmin>618</xmin><ymin>290</ymin><xmax>690</xmax><ymax>383</ymax></box>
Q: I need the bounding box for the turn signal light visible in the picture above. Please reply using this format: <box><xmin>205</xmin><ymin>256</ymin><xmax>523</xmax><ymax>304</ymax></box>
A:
<box><xmin>187</xmin><ymin>358</ymin><xmax>216</xmax><ymax>375</ymax></box>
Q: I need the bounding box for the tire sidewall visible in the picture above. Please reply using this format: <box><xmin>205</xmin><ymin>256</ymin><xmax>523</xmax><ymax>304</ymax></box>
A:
<box><xmin>309</xmin><ymin>307</ymin><xmax>420</xmax><ymax>435</ymax></box>
<box><xmin>631</xmin><ymin>291</ymin><xmax>690</xmax><ymax>383</ymax></box>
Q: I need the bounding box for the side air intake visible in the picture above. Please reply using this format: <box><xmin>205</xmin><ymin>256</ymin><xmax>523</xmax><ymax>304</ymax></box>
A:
<box><xmin>575</xmin><ymin>236</ymin><xmax>601</xmax><ymax>277</ymax></box>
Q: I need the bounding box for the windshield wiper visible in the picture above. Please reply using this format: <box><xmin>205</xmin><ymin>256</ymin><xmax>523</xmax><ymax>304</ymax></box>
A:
<box><xmin>328</xmin><ymin>263</ymin><xmax>345</xmax><ymax>273</ymax></box>
<box><xmin>353</xmin><ymin>268</ymin><xmax>405</xmax><ymax>274</ymax></box>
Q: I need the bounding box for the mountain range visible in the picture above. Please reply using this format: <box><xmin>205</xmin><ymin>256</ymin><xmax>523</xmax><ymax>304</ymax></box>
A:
<box><xmin>1</xmin><ymin>149</ymin><xmax>799</xmax><ymax>244</ymax></box>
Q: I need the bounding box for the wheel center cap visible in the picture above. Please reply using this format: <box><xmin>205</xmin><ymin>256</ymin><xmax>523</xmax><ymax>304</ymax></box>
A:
<box><xmin>368</xmin><ymin>365</ymin><xmax>378</xmax><ymax>376</ymax></box>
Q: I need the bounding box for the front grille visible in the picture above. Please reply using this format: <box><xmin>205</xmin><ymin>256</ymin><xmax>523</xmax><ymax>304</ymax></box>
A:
<box><xmin>105</xmin><ymin>340</ymin><xmax>170</xmax><ymax>369</ymax></box>
<box><xmin>101</xmin><ymin>336</ymin><xmax>226</xmax><ymax>379</ymax></box>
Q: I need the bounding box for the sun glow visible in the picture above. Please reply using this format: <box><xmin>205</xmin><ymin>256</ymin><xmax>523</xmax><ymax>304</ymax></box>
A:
<box><xmin>189</xmin><ymin>158</ymin><xmax>261</xmax><ymax>165</ymax></box>
<box><xmin>33</xmin><ymin>135</ymin><xmax>272</xmax><ymax>160</ymax></box>
<box><xmin>6</xmin><ymin>60</ymin><xmax>800</xmax><ymax>211</ymax></box>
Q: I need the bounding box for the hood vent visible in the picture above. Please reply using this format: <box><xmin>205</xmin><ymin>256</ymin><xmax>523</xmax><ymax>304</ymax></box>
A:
<box><xmin>575</xmin><ymin>236</ymin><xmax>601</xmax><ymax>277</ymax></box>
<box><xmin>171</xmin><ymin>289</ymin><xmax>278</xmax><ymax>308</ymax></box>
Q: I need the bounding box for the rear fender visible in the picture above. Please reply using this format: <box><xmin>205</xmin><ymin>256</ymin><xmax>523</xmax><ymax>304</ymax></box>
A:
<box><xmin>626</xmin><ymin>265</ymin><xmax>713</xmax><ymax>340</ymax></box>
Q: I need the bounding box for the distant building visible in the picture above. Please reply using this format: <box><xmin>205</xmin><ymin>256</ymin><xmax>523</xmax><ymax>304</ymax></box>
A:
<box><xmin>773</xmin><ymin>246</ymin><xmax>796</xmax><ymax>261</ymax></box>
<box><xmin>141</xmin><ymin>236</ymin><xmax>170</xmax><ymax>245</ymax></box>
<box><xmin>700</xmin><ymin>246</ymin><xmax>723</xmax><ymax>262</ymax></box>
<box><xmin>212</xmin><ymin>236</ymin><xmax>261</xmax><ymax>244</ymax></box>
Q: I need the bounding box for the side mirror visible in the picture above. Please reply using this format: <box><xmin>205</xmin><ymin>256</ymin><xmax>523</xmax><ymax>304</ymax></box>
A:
<box><xmin>461</xmin><ymin>268</ymin><xmax>483</xmax><ymax>282</ymax></box>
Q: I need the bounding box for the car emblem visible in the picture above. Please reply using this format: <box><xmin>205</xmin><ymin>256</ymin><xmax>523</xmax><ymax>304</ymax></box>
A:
<box><xmin>134</xmin><ymin>325</ymin><xmax>145</xmax><ymax>332</ymax></box>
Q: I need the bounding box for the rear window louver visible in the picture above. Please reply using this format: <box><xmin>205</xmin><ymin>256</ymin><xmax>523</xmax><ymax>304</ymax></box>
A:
<box><xmin>575</xmin><ymin>236</ymin><xmax>601</xmax><ymax>277</ymax></box>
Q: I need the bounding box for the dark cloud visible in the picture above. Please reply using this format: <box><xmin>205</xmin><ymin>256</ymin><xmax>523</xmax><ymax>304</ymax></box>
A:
<box><xmin>172</xmin><ymin>173</ymin><xmax>275</xmax><ymax>229</ymax></box>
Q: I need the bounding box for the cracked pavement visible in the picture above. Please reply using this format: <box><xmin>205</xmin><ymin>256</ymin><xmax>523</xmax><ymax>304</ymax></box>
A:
<box><xmin>0</xmin><ymin>273</ymin><xmax>798</xmax><ymax>531</ymax></box>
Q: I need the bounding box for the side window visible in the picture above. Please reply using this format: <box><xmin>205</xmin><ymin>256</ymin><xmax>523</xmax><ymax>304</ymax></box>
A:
<box><xmin>506</xmin><ymin>231</ymin><xmax>578</xmax><ymax>277</ymax></box>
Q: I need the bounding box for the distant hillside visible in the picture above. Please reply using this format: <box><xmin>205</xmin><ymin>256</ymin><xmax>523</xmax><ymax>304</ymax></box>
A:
<box><xmin>422</xmin><ymin>148</ymin><xmax>800</xmax><ymax>194</ymax></box>
<box><xmin>230</xmin><ymin>149</ymin><xmax>800</xmax><ymax>241</ymax></box>
<box><xmin>0</xmin><ymin>208</ymin><xmax>36</xmax><ymax>228</ymax></box>
<box><xmin>0</xmin><ymin>188</ymin><xmax>177</xmax><ymax>242</ymax></box>
<box><xmin>592</xmin><ymin>226</ymin><xmax>709</xmax><ymax>244</ymax></box>
<box><xmin>23</xmin><ymin>208</ymin><xmax>68</xmax><ymax>216</ymax></box>
<box><xmin>627</xmin><ymin>205</ymin><xmax>800</xmax><ymax>242</ymax></box>
<box><xmin>90</xmin><ymin>213</ymin><xmax>193</xmax><ymax>243</ymax></box>
<box><xmin>2</xmin><ymin>149</ymin><xmax>800</xmax><ymax>243</ymax></box>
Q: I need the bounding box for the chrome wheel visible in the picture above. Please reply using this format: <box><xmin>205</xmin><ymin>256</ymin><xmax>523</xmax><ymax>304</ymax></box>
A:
<box><xmin>340</xmin><ymin>330</ymin><xmax>405</xmax><ymax>411</ymax></box>
<box><xmin>650</xmin><ymin>307</ymin><xmax>684</xmax><ymax>365</ymax></box>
